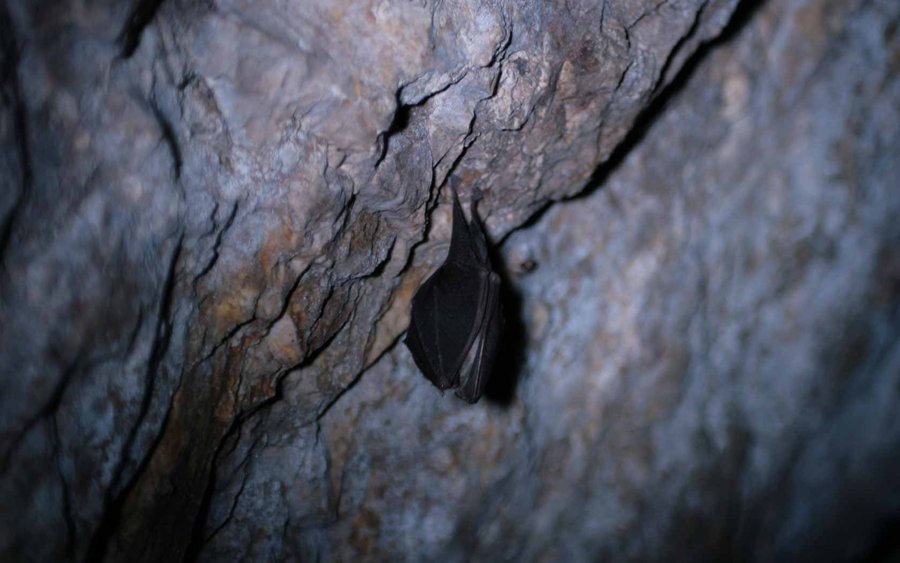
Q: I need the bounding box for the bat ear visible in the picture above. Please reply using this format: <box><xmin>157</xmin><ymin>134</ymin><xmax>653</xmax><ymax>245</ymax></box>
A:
<box><xmin>447</xmin><ymin>187</ymin><xmax>491</xmax><ymax>267</ymax></box>
<box><xmin>466</xmin><ymin>191</ymin><xmax>491</xmax><ymax>265</ymax></box>
<box><xmin>447</xmin><ymin>188</ymin><xmax>475</xmax><ymax>264</ymax></box>
<box><xmin>450</xmin><ymin>187</ymin><xmax>466</xmax><ymax>226</ymax></box>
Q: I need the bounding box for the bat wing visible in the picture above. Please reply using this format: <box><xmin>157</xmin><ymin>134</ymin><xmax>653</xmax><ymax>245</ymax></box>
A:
<box><xmin>455</xmin><ymin>269</ymin><xmax>502</xmax><ymax>403</ymax></box>
<box><xmin>405</xmin><ymin>263</ymin><xmax>485</xmax><ymax>389</ymax></box>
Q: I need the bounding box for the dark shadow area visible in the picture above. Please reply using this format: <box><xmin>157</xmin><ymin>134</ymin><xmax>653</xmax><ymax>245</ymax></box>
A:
<box><xmin>860</xmin><ymin>515</ymin><xmax>900</xmax><ymax>563</ymax></box>
<box><xmin>482</xmin><ymin>230</ymin><xmax>527</xmax><ymax>407</ymax></box>
<box><xmin>118</xmin><ymin>0</ymin><xmax>167</xmax><ymax>58</ymax></box>
<box><xmin>0</xmin><ymin>4</ymin><xmax>30</xmax><ymax>264</ymax></box>
<box><xmin>374</xmin><ymin>96</ymin><xmax>412</xmax><ymax>167</ymax></box>
<box><xmin>82</xmin><ymin>238</ymin><xmax>182</xmax><ymax>563</ymax></box>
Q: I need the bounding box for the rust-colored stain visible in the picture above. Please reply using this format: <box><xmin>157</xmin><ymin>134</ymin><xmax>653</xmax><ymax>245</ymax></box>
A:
<box><xmin>365</xmin><ymin>264</ymin><xmax>424</xmax><ymax>365</ymax></box>
<box><xmin>347</xmin><ymin>210</ymin><xmax>380</xmax><ymax>257</ymax></box>
<box><xmin>459</xmin><ymin>168</ymin><xmax>480</xmax><ymax>186</ymax></box>
<box><xmin>793</xmin><ymin>1</ymin><xmax>827</xmax><ymax>50</ymax></box>
<box><xmin>265</xmin><ymin>316</ymin><xmax>303</xmax><ymax>366</ymax></box>
<box><xmin>115</xmin><ymin>351</ymin><xmax>239</xmax><ymax>553</ymax></box>
<box><xmin>213</xmin><ymin>350</ymin><xmax>243</xmax><ymax>423</ymax></box>
<box><xmin>208</xmin><ymin>290</ymin><xmax>251</xmax><ymax>330</ymax></box>
<box><xmin>258</xmin><ymin>220</ymin><xmax>298</xmax><ymax>274</ymax></box>
<box><xmin>349</xmin><ymin>507</ymin><xmax>381</xmax><ymax>554</ymax></box>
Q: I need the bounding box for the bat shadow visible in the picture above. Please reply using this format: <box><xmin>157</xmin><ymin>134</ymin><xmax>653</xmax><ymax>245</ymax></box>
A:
<box><xmin>482</xmin><ymin>243</ymin><xmax>527</xmax><ymax>407</ymax></box>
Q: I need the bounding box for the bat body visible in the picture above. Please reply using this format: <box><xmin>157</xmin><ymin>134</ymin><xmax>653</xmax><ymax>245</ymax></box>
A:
<box><xmin>404</xmin><ymin>189</ymin><xmax>502</xmax><ymax>403</ymax></box>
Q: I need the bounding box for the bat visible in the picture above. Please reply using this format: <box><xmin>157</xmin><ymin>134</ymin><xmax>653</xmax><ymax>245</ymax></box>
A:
<box><xmin>404</xmin><ymin>188</ymin><xmax>502</xmax><ymax>403</ymax></box>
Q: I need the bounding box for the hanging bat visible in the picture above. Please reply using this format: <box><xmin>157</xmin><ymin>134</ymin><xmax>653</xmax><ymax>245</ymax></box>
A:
<box><xmin>404</xmin><ymin>188</ymin><xmax>502</xmax><ymax>403</ymax></box>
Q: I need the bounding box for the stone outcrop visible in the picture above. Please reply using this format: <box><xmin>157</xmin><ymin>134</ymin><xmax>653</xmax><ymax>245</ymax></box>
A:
<box><xmin>1</xmin><ymin>0</ymin><xmax>897</xmax><ymax>560</ymax></box>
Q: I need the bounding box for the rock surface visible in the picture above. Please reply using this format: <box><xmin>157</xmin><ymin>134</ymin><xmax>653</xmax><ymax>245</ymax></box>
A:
<box><xmin>1</xmin><ymin>0</ymin><xmax>898</xmax><ymax>561</ymax></box>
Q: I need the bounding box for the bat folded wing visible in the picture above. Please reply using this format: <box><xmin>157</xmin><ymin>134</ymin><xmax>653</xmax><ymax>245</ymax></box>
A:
<box><xmin>404</xmin><ymin>188</ymin><xmax>503</xmax><ymax>403</ymax></box>
<box><xmin>405</xmin><ymin>263</ymin><xmax>483</xmax><ymax>390</ymax></box>
<box><xmin>455</xmin><ymin>270</ymin><xmax>502</xmax><ymax>403</ymax></box>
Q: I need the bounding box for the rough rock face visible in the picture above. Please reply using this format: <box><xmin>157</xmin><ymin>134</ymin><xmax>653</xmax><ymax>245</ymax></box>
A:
<box><xmin>1</xmin><ymin>0</ymin><xmax>898</xmax><ymax>561</ymax></box>
<box><xmin>314</xmin><ymin>1</ymin><xmax>900</xmax><ymax>560</ymax></box>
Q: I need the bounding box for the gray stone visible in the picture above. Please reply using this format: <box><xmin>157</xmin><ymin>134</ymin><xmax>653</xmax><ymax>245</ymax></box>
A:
<box><xmin>310</xmin><ymin>0</ymin><xmax>900</xmax><ymax>560</ymax></box>
<box><xmin>1</xmin><ymin>0</ymin><xmax>898</xmax><ymax>560</ymax></box>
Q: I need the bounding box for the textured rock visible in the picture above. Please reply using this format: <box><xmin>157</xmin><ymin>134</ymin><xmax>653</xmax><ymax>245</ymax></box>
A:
<box><xmin>1</xmin><ymin>0</ymin><xmax>898</xmax><ymax>561</ymax></box>
<box><xmin>309</xmin><ymin>0</ymin><xmax>900</xmax><ymax>560</ymax></box>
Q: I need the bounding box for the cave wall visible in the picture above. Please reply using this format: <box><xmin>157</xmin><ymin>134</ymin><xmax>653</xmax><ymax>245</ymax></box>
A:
<box><xmin>313</xmin><ymin>0</ymin><xmax>900</xmax><ymax>560</ymax></box>
<box><xmin>1</xmin><ymin>0</ymin><xmax>898</xmax><ymax>561</ymax></box>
